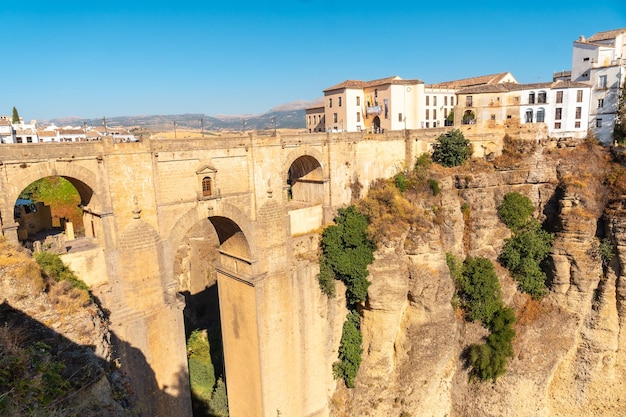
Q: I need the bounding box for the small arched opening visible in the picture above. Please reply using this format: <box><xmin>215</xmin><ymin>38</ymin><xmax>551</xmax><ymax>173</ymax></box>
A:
<box><xmin>13</xmin><ymin>176</ymin><xmax>96</xmax><ymax>248</ymax></box>
<box><xmin>287</xmin><ymin>155</ymin><xmax>324</xmax><ymax>206</ymax></box>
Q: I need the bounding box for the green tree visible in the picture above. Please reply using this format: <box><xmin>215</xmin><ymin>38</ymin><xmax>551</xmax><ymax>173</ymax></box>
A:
<box><xmin>319</xmin><ymin>206</ymin><xmax>375</xmax><ymax>306</ymax></box>
<box><xmin>431</xmin><ymin>129</ymin><xmax>471</xmax><ymax>167</ymax></box>
<box><xmin>332</xmin><ymin>311</ymin><xmax>363</xmax><ymax>388</ymax></box>
<box><xmin>497</xmin><ymin>192</ymin><xmax>535</xmax><ymax>232</ymax></box>
<box><xmin>467</xmin><ymin>306</ymin><xmax>516</xmax><ymax>382</ymax></box>
<box><xmin>12</xmin><ymin>106</ymin><xmax>20</xmax><ymax>124</ymax></box>
<box><xmin>456</xmin><ymin>257</ymin><xmax>502</xmax><ymax>324</ymax></box>
<box><xmin>499</xmin><ymin>220</ymin><xmax>553</xmax><ymax>298</ymax></box>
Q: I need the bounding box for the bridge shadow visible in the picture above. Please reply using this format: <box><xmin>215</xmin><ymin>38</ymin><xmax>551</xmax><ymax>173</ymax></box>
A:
<box><xmin>0</xmin><ymin>300</ymin><xmax>191</xmax><ymax>417</ymax></box>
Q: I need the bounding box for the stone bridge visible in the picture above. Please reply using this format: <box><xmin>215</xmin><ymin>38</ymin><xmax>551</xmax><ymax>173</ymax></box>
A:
<box><xmin>0</xmin><ymin>128</ymin><xmax>502</xmax><ymax>416</ymax></box>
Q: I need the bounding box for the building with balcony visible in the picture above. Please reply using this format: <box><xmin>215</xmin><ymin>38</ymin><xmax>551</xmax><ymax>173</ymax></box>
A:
<box><xmin>318</xmin><ymin>76</ymin><xmax>425</xmax><ymax>133</ymax></box>
<box><xmin>567</xmin><ymin>28</ymin><xmax>626</xmax><ymax>144</ymax></box>
<box><xmin>455</xmin><ymin>80</ymin><xmax>591</xmax><ymax>139</ymax></box>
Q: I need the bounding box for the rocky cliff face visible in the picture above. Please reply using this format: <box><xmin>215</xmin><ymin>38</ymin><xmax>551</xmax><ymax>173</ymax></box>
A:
<box><xmin>330</xmin><ymin>141</ymin><xmax>626</xmax><ymax>417</ymax></box>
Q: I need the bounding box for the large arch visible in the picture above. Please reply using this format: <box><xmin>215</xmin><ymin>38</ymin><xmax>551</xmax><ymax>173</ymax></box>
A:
<box><xmin>1</xmin><ymin>162</ymin><xmax>109</xmax><ymax>246</ymax></box>
<box><xmin>165</xmin><ymin>201</ymin><xmax>260</xmax><ymax>416</ymax></box>
<box><xmin>283</xmin><ymin>150</ymin><xmax>326</xmax><ymax>205</ymax></box>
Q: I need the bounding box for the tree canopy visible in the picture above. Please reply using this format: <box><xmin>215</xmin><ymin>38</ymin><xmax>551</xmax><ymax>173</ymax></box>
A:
<box><xmin>431</xmin><ymin>129</ymin><xmax>471</xmax><ymax>167</ymax></box>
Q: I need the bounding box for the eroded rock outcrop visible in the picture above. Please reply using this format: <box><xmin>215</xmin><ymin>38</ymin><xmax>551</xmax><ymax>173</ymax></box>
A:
<box><xmin>330</xmin><ymin>141</ymin><xmax>626</xmax><ymax>417</ymax></box>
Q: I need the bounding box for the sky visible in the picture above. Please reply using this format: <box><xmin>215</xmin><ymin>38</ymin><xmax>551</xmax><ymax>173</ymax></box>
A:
<box><xmin>2</xmin><ymin>1</ymin><xmax>625</xmax><ymax>121</ymax></box>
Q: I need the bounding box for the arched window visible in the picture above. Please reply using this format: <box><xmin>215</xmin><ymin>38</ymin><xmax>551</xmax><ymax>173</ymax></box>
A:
<box><xmin>536</xmin><ymin>108</ymin><xmax>545</xmax><ymax>123</ymax></box>
<box><xmin>537</xmin><ymin>91</ymin><xmax>547</xmax><ymax>104</ymax></box>
<box><xmin>202</xmin><ymin>177</ymin><xmax>212</xmax><ymax>197</ymax></box>
<box><xmin>528</xmin><ymin>92</ymin><xmax>535</xmax><ymax>104</ymax></box>
<box><xmin>525</xmin><ymin>108</ymin><xmax>534</xmax><ymax>123</ymax></box>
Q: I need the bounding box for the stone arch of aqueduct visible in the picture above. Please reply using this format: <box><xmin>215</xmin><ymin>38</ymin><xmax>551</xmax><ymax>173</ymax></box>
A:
<box><xmin>0</xmin><ymin>128</ymin><xmax>502</xmax><ymax>416</ymax></box>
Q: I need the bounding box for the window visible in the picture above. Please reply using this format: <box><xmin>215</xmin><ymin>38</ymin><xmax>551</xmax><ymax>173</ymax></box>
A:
<box><xmin>575</xmin><ymin>121</ymin><xmax>581</xmax><ymax>128</ymax></box>
<box><xmin>398</xmin><ymin>113</ymin><xmax>403</xmax><ymax>122</ymax></box>
<box><xmin>466</xmin><ymin>96</ymin><xmax>473</xmax><ymax>107</ymax></box>
<box><xmin>333</xmin><ymin>113</ymin><xmax>337</xmax><ymax>123</ymax></box>
<box><xmin>575</xmin><ymin>107</ymin><xmax>582</xmax><ymax>119</ymax></box>
<box><xmin>444</xmin><ymin>109</ymin><xmax>448</xmax><ymax>118</ymax></box>
<box><xmin>357</xmin><ymin>112</ymin><xmax>361</xmax><ymax>122</ymax></box>
<box><xmin>554</xmin><ymin>122</ymin><xmax>561</xmax><ymax>129</ymax></box>
<box><xmin>356</xmin><ymin>96</ymin><xmax>360</xmax><ymax>106</ymax></box>
<box><xmin>525</xmin><ymin>109</ymin><xmax>533</xmax><ymax>123</ymax></box>
<box><xmin>583</xmin><ymin>57</ymin><xmax>590</xmax><ymax>62</ymax></box>
<box><xmin>596</xmin><ymin>118</ymin><xmax>602</xmax><ymax>127</ymax></box>
<box><xmin>433</xmin><ymin>109</ymin><xmax>437</xmax><ymax>120</ymax></box>
<box><xmin>556</xmin><ymin>91</ymin><xmax>563</xmax><ymax>103</ymax></box>
<box><xmin>598</xmin><ymin>99</ymin><xmax>604</xmax><ymax>108</ymax></box>
<box><xmin>599</xmin><ymin>75</ymin><xmax>607</xmax><ymax>88</ymax></box>
<box><xmin>308</xmin><ymin>116</ymin><xmax>311</xmax><ymax>125</ymax></box>
<box><xmin>426</xmin><ymin>96</ymin><xmax>429</xmax><ymax>106</ymax></box>
<box><xmin>433</xmin><ymin>96</ymin><xmax>437</xmax><ymax>106</ymax></box>
<box><xmin>425</xmin><ymin>109</ymin><xmax>429</xmax><ymax>120</ymax></box>
<box><xmin>537</xmin><ymin>108</ymin><xmax>545</xmax><ymax>123</ymax></box>
<box><xmin>577</xmin><ymin>90</ymin><xmax>583</xmax><ymax>102</ymax></box>
<box><xmin>16</xmin><ymin>137</ymin><xmax>22</xmax><ymax>143</ymax></box>
<box><xmin>555</xmin><ymin>108</ymin><xmax>562</xmax><ymax>120</ymax></box>
<box><xmin>202</xmin><ymin>177</ymin><xmax>213</xmax><ymax>197</ymax></box>
<box><xmin>338</xmin><ymin>97</ymin><xmax>342</xmax><ymax>107</ymax></box>
<box><xmin>26</xmin><ymin>136</ymin><xmax>33</xmax><ymax>143</ymax></box>
<box><xmin>444</xmin><ymin>96</ymin><xmax>448</xmax><ymax>106</ymax></box>
<box><xmin>425</xmin><ymin>122</ymin><xmax>429</xmax><ymax>128</ymax></box>
<box><xmin>329</xmin><ymin>98</ymin><xmax>332</xmax><ymax>108</ymax></box>
<box><xmin>490</xmin><ymin>114</ymin><xmax>495</xmax><ymax>121</ymax></box>
<box><xmin>451</xmin><ymin>96</ymin><xmax>454</xmax><ymax>106</ymax></box>
<box><xmin>528</xmin><ymin>92</ymin><xmax>535</xmax><ymax>104</ymax></box>
<box><xmin>538</xmin><ymin>91</ymin><xmax>547</xmax><ymax>104</ymax></box>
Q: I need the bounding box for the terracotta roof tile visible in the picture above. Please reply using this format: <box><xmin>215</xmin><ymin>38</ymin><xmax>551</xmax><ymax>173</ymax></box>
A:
<box><xmin>323</xmin><ymin>75</ymin><xmax>423</xmax><ymax>92</ymax></box>
<box><xmin>586</xmin><ymin>28</ymin><xmax>626</xmax><ymax>43</ymax></box>
<box><xmin>428</xmin><ymin>72</ymin><xmax>516</xmax><ymax>89</ymax></box>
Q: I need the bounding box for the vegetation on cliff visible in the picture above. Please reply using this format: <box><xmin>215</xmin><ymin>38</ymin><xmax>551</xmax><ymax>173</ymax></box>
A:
<box><xmin>187</xmin><ymin>329</ymin><xmax>229</xmax><ymax>417</ymax></box>
<box><xmin>318</xmin><ymin>206</ymin><xmax>375</xmax><ymax>388</ymax></box>
<box><xmin>431</xmin><ymin>129</ymin><xmax>471</xmax><ymax>167</ymax></box>
<box><xmin>498</xmin><ymin>192</ymin><xmax>554</xmax><ymax>299</ymax></box>
<box><xmin>447</xmin><ymin>254</ymin><xmax>516</xmax><ymax>382</ymax></box>
<box><xmin>0</xmin><ymin>238</ymin><xmax>135</xmax><ymax>416</ymax></box>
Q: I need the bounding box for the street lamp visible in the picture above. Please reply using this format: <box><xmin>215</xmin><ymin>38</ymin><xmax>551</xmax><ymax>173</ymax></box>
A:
<box><xmin>173</xmin><ymin>121</ymin><xmax>177</xmax><ymax>139</ymax></box>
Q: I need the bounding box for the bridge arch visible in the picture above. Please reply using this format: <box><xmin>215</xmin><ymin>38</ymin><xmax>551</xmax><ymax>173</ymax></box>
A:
<box><xmin>283</xmin><ymin>149</ymin><xmax>327</xmax><ymax>205</ymax></box>
<box><xmin>1</xmin><ymin>162</ymin><xmax>109</xmax><ymax>245</ymax></box>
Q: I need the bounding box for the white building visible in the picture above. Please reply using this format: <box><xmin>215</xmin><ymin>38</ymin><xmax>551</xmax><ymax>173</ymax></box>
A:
<box><xmin>567</xmin><ymin>28</ymin><xmax>626</xmax><ymax>144</ymax></box>
<box><xmin>455</xmin><ymin>80</ymin><xmax>591</xmax><ymax>139</ymax></box>
<box><xmin>0</xmin><ymin>117</ymin><xmax>14</xmax><ymax>143</ymax></box>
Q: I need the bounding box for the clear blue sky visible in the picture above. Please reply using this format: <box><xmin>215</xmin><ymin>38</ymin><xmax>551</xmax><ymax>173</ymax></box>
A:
<box><xmin>2</xmin><ymin>1</ymin><xmax>625</xmax><ymax>121</ymax></box>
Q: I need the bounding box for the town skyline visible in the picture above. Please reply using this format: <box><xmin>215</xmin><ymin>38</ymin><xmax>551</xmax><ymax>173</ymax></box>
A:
<box><xmin>2</xmin><ymin>1</ymin><xmax>625</xmax><ymax>121</ymax></box>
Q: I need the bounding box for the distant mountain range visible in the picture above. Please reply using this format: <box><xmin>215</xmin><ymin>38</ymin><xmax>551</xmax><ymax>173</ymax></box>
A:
<box><xmin>46</xmin><ymin>99</ymin><xmax>323</xmax><ymax>132</ymax></box>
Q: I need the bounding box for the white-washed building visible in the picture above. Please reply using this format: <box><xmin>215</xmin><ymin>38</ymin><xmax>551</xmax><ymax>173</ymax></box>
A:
<box><xmin>0</xmin><ymin>117</ymin><xmax>14</xmax><ymax>143</ymax></box>
<box><xmin>568</xmin><ymin>28</ymin><xmax>626</xmax><ymax>144</ymax></box>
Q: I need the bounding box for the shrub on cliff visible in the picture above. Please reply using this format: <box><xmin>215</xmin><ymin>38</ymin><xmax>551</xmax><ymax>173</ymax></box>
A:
<box><xmin>499</xmin><ymin>219</ymin><xmax>553</xmax><ymax>299</ymax></box>
<box><xmin>456</xmin><ymin>257</ymin><xmax>502</xmax><ymax>324</ymax></box>
<box><xmin>318</xmin><ymin>206</ymin><xmax>375</xmax><ymax>306</ymax></box>
<box><xmin>431</xmin><ymin>129</ymin><xmax>471</xmax><ymax>167</ymax></box>
<box><xmin>497</xmin><ymin>192</ymin><xmax>535</xmax><ymax>232</ymax></box>
<box><xmin>332</xmin><ymin>311</ymin><xmax>362</xmax><ymax>388</ymax></box>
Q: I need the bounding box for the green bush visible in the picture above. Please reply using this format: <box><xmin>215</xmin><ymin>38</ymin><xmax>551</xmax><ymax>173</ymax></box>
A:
<box><xmin>467</xmin><ymin>306</ymin><xmax>516</xmax><ymax>382</ymax></box>
<box><xmin>499</xmin><ymin>220</ymin><xmax>553</xmax><ymax>298</ymax></box>
<box><xmin>34</xmin><ymin>251</ymin><xmax>89</xmax><ymax>292</ymax></box>
<box><xmin>208</xmin><ymin>378</ymin><xmax>229</xmax><ymax>417</ymax></box>
<box><xmin>332</xmin><ymin>311</ymin><xmax>363</xmax><ymax>388</ymax></box>
<box><xmin>394</xmin><ymin>172</ymin><xmax>408</xmax><ymax>193</ymax></box>
<box><xmin>319</xmin><ymin>206</ymin><xmax>375</xmax><ymax>306</ymax></box>
<box><xmin>431</xmin><ymin>129</ymin><xmax>471</xmax><ymax>167</ymax></box>
<box><xmin>414</xmin><ymin>153</ymin><xmax>431</xmax><ymax>171</ymax></box>
<box><xmin>187</xmin><ymin>329</ymin><xmax>216</xmax><ymax>403</ymax></box>
<box><xmin>456</xmin><ymin>257</ymin><xmax>502</xmax><ymax>324</ymax></box>
<box><xmin>428</xmin><ymin>178</ymin><xmax>441</xmax><ymax>196</ymax></box>
<box><xmin>320</xmin><ymin>206</ymin><xmax>375</xmax><ymax>389</ymax></box>
<box><xmin>599</xmin><ymin>238</ymin><xmax>616</xmax><ymax>268</ymax></box>
<box><xmin>497</xmin><ymin>192</ymin><xmax>535</xmax><ymax>232</ymax></box>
